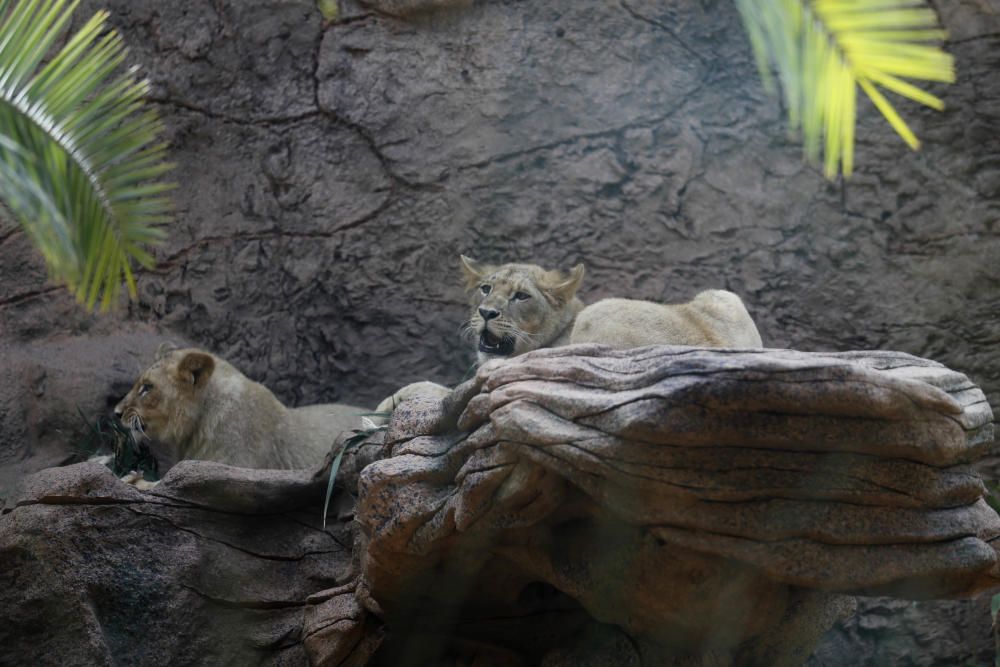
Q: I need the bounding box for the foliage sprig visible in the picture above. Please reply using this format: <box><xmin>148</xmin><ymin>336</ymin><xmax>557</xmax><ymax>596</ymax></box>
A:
<box><xmin>736</xmin><ymin>0</ymin><xmax>955</xmax><ymax>178</ymax></box>
<box><xmin>0</xmin><ymin>0</ymin><xmax>173</xmax><ymax>309</ymax></box>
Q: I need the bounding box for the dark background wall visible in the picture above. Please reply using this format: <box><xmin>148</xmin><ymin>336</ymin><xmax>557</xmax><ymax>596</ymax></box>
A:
<box><xmin>0</xmin><ymin>0</ymin><xmax>997</xmax><ymax>663</ymax></box>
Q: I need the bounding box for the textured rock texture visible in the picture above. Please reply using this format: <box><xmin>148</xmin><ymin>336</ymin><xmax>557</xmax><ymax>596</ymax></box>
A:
<box><xmin>0</xmin><ymin>329</ymin><xmax>193</xmax><ymax>508</ymax></box>
<box><xmin>0</xmin><ymin>0</ymin><xmax>997</xmax><ymax>662</ymax></box>
<box><xmin>356</xmin><ymin>346</ymin><xmax>997</xmax><ymax>665</ymax></box>
<box><xmin>0</xmin><ymin>461</ymin><xmax>377</xmax><ymax>667</ymax></box>
<box><xmin>1</xmin><ymin>347</ymin><xmax>996</xmax><ymax>666</ymax></box>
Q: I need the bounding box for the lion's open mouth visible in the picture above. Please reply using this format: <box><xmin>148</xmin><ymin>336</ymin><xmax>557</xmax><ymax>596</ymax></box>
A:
<box><xmin>478</xmin><ymin>330</ymin><xmax>516</xmax><ymax>356</ymax></box>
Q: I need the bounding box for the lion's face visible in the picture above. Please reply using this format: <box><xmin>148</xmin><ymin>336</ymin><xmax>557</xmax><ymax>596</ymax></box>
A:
<box><xmin>460</xmin><ymin>256</ymin><xmax>584</xmax><ymax>363</ymax></box>
<box><xmin>114</xmin><ymin>349</ymin><xmax>216</xmax><ymax>448</ymax></box>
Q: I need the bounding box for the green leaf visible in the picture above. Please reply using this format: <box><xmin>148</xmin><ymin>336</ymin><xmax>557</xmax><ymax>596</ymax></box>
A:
<box><xmin>0</xmin><ymin>0</ymin><xmax>173</xmax><ymax>308</ymax></box>
<box><xmin>321</xmin><ymin>442</ymin><xmax>347</xmax><ymax>530</ymax></box>
<box><xmin>859</xmin><ymin>77</ymin><xmax>920</xmax><ymax>149</ymax></box>
<box><xmin>321</xmin><ymin>421</ymin><xmax>388</xmax><ymax>528</ymax></box>
<box><xmin>736</xmin><ymin>0</ymin><xmax>953</xmax><ymax>179</ymax></box>
<box><xmin>317</xmin><ymin>0</ymin><xmax>338</xmax><ymax>21</ymax></box>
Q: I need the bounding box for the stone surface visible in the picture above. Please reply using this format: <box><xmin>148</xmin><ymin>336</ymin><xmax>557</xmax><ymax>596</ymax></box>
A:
<box><xmin>4</xmin><ymin>348</ymin><xmax>993</xmax><ymax>666</ymax></box>
<box><xmin>0</xmin><ymin>0</ymin><xmax>997</xmax><ymax>662</ymax></box>
<box><xmin>0</xmin><ymin>461</ymin><xmax>379</xmax><ymax>667</ymax></box>
<box><xmin>807</xmin><ymin>595</ymin><xmax>996</xmax><ymax>667</ymax></box>
<box><xmin>354</xmin><ymin>347</ymin><xmax>997</xmax><ymax>664</ymax></box>
<box><xmin>0</xmin><ymin>329</ymin><xmax>192</xmax><ymax>508</ymax></box>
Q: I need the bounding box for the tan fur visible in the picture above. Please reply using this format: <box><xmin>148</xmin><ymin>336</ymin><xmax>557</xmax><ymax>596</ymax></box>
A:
<box><xmin>375</xmin><ymin>256</ymin><xmax>586</xmax><ymax>415</ymax></box>
<box><xmin>460</xmin><ymin>255</ymin><xmax>586</xmax><ymax>365</ymax></box>
<box><xmin>114</xmin><ymin>348</ymin><xmax>364</xmax><ymax>470</ymax></box>
<box><xmin>377</xmin><ymin>257</ymin><xmax>762</xmax><ymax>421</ymax></box>
<box><xmin>461</xmin><ymin>256</ymin><xmax>762</xmax><ymax>354</ymax></box>
<box><xmin>571</xmin><ymin>290</ymin><xmax>763</xmax><ymax>349</ymax></box>
<box><xmin>374</xmin><ymin>380</ymin><xmax>451</xmax><ymax>416</ymax></box>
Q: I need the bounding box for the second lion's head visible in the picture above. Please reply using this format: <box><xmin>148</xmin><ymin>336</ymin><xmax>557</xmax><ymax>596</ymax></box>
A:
<box><xmin>460</xmin><ymin>255</ymin><xmax>585</xmax><ymax>364</ymax></box>
<box><xmin>114</xmin><ymin>347</ymin><xmax>216</xmax><ymax>450</ymax></box>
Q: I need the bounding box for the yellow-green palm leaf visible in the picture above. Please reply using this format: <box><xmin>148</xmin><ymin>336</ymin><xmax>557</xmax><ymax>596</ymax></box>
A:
<box><xmin>0</xmin><ymin>0</ymin><xmax>173</xmax><ymax>309</ymax></box>
<box><xmin>735</xmin><ymin>0</ymin><xmax>955</xmax><ymax>179</ymax></box>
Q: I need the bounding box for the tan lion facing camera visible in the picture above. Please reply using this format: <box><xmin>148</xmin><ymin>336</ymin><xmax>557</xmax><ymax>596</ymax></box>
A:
<box><xmin>460</xmin><ymin>255</ymin><xmax>762</xmax><ymax>358</ymax></box>
<box><xmin>114</xmin><ymin>347</ymin><xmax>364</xmax><ymax>473</ymax></box>
<box><xmin>377</xmin><ymin>256</ymin><xmax>763</xmax><ymax>413</ymax></box>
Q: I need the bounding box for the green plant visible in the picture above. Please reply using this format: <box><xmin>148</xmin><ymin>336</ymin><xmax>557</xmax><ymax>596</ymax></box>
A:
<box><xmin>322</xmin><ymin>414</ymin><xmax>389</xmax><ymax>529</ymax></box>
<box><xmin>736</xmin><ymin>0</ymin><xmax>955</xmax><ymax>179</ymax></box>
<box><xmin>316</xmin><ymin>0</ymin><xmax>338</xmax><ymax>21</ymax></box>
<box><xmin>0</xmin><ymin>0</ymin><xmax>173</xmax><ymax>309</ymax></box>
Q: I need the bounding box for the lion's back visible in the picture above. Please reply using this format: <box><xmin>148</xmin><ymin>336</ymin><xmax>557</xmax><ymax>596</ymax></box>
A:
<box><xmin>570</xmin><ymin>291</ymin><xmax>762</xmax><ymax>349</ymax></box>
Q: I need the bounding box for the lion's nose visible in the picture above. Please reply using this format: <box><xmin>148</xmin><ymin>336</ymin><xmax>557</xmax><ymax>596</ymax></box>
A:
<box><xmin>478</xmin><ymin>307</ymin><xmax>500</xmax><ymax>321</ymax></box>
<box><xmin>113</xmin><ymin>405</ymin><xmax>124</xmax><ymax>419</ymax></box>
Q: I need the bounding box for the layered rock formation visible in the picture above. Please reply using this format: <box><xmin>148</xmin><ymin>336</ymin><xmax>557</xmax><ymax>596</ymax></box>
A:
<box><xmin>2</xmin><ymin>347</ymin><xmax>995</xmax><ymax>666</ymax></box>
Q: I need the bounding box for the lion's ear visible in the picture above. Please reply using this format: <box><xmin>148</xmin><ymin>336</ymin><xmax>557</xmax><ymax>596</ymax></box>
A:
<box><xmin>176</xmin><ymin>351</ymin><xmax>215</xmax><ymax>388</ymax></box>
<box><xmin>155</xmin><ymin>341</ymin><xmax>179</xmax><ymax>361</ymax></box>
<box><xmin>460</xmin><ymin>255</ymin><xmax>492</xmax><ymax>290</ymax></box>
<box><xmin>547</xmin><ymin>263</ymin><xmax>585</xmax><ymax>304</ymax></box>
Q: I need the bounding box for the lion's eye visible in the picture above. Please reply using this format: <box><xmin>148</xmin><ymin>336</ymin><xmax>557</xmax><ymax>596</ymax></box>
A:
<box><xmin>480</xmin><ymin>284</ymin><xmax>492</xmax><ymax>295</ymax></box>
<box><xmin>512</xmin><ymin>291</ymin><xmax>531</xmax><ymax>302</ymax></box>
<box><xmin>139</xmin><ymin>383</ymin><xmax>153</xmax><ymax>397</ymax></box>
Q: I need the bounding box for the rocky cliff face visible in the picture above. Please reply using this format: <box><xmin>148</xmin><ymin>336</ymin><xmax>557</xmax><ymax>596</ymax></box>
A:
<box><xmin>0</xmin><ymin>0</ymin><xmax>997</xmax><ymax>663</ymax></box>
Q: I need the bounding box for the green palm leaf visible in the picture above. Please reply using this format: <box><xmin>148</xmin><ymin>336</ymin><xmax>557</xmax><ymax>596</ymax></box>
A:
<box><xmin>736</xmin><ymin>0</ymin><xmax>955</xmax><ymax>179</ymax></box>
<box><xmin>0</xmin><ymin>0</ymin><xmax>173</xmax><ymax>309</ymax></box>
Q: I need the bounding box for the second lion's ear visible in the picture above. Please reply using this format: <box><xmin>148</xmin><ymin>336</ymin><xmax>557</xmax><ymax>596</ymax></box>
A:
<box><xmin>460</xmin><ymin>255</ymin><xmax>492</xmax><ymax>290</ymax></box>
<box><xmin>155</xmin><ymin>341</ymin><xmax>179</xmax><ymax>361</ymax></box>
<box><xmin>176</xmin><ymin>351</ymin><xmax>215</xmax><ymax>388</ymax></box>
<box><xmin>548</xmin><ymin>263</ymin><xmax>585</xmax><ymax>304</ymax></box>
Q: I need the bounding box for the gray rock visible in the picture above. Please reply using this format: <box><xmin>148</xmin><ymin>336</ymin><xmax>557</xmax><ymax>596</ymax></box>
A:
<box><xmin>355</xmin><ymin>349</ymin><xmax>997</xmax><ymax>667</ymax></box>
<box><xmin>3</xmin><ymin>348</ymin><xmax>995</xmax><ymax>666</ymax></box>
<box><xmin>0</xmin><ymin>461</ymin><xmax>376</xmax><ymax>667</ymax></box>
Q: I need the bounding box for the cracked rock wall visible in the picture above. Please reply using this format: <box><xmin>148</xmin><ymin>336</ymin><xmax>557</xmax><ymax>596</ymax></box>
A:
<box><xmin>0</xmin><ymin>0</ymin><xmax>996</xmax><ymax>412</ymax></box>
<box><xmin>0</xmin><ymin>0</ymin><xmax>997</xmax><ymax>664</ymax></box>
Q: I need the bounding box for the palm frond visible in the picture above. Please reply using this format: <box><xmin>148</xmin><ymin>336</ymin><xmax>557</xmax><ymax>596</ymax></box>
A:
<box><xmin>0</xmin><ymin>0</ymin><xmax>173</xmax><ymax>309</ymax></box>
<box><xmin>735</xmin><ymin>0</ymin><xmax>955</xmax><ymax>179</ymax></box>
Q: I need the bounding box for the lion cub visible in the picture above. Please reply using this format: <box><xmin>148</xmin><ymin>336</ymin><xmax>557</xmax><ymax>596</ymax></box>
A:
<box><xmin>460</xmin><ymin>256</ymin><xmax>587</xmax><ymax>365</ymax></box>
<box><xmin>461</xmin><ymin>255</ymin><xmax>763</xmax><ymax>355</ymax></box>
<box><xmin>376</xmin><ymin>256</ymin><xmax>762</xmax><ymax>415</ymax></box>
<box><xmin>115</xmin><ymin>348</ymin><xmax>364</xmax><ymax>472</ymax></box>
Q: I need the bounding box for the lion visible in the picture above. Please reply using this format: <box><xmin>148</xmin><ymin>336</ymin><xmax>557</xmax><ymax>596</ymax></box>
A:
<box><xmin>114</xmin><ymin>347</ymin><xmax>365</xmax><ymax>476</ymax></box>
<box><xmin>376</xmin><ymin>256</ymin><xmax>763</xmax><ymax>415</ymax></box>
<box><xmin>460</xmin><ymin>255</ymin><xmax>763</xmax><ymax>353</ymax></box>
<box><xmin>460</xmin><ymin>256</ymin><xmax>587</xmax><ymax>365</ymax></box>
<box><xmin>571</xmin><ymin>291</ymin><xmax>763</xmax><ymax>348</ymax></box>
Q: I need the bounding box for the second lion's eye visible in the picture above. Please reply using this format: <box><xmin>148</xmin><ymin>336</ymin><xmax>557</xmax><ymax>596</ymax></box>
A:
<box><xmin>480</xmin><ymin>284</ymin><xmax>491</xmax><ymax>295</ymax></box>
<box><xmin>512</xmin><ymin>291</ymin><xmax>531</xmax><ymax>301</ymax></box>
<box><xmin>139</xmin><ymin>383</ymin><xmax>153</xmax><ymax>397</ymax></box>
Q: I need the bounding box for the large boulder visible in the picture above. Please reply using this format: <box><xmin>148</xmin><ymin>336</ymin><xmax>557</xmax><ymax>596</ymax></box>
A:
<box><xmin>1</xmin><ymin>346</ymin><xmax>995</xmax><ymax>666</ymax></box>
